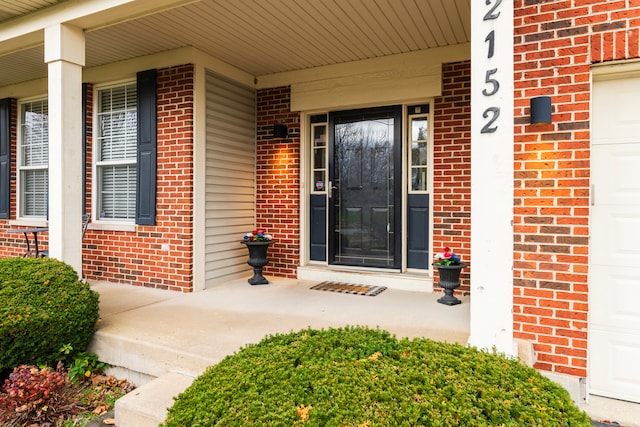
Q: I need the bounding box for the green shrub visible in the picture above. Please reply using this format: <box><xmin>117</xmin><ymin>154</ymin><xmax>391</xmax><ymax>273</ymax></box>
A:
<box><xmin>164</xmin><ymin>327</ymin><xmax>591</xmax><ymax>427</ymax></box>
<box><xmin>0</xmin><ymin>257</ymin><xmax>100</xmax><ymax>370</ymax></box>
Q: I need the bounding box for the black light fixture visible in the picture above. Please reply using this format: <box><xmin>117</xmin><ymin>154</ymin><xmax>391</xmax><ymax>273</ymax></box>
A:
<box><xmin>530</xmin><ymin>96</ymin><xmax>552</xmax><ymax>125</ymax></box>
<box><xmin>273</xmin><ymin>123</ymin><xmax>288</xmax><ymax>139</ymax></box>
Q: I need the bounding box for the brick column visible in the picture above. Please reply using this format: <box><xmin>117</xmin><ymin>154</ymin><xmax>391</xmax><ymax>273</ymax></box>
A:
<box><xmin>256</xmin><ymin>86</ymin><xmax>300</xmax><ymax>278</ymax></box>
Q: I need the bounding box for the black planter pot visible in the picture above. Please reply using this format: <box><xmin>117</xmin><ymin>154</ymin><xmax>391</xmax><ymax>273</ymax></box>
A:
<box><xmin>241</xmin><ymin>240</ymin><xmax>274</xmax><ymax>285</ymax></box>
<box><xmin>432</xmin><ymin>263</ymin><xmax>467</xmax><ymax>306</ymax></box>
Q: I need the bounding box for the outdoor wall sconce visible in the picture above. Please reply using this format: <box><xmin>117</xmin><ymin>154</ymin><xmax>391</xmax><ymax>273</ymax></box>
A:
<box><xmin>530</xmin><ymin>96</ymin><xmax>552</xmax><ymax>125</ymax></box>
<box><xmin>273</xmin><ymin>123</ymin><xmax>288</xmax><ymax>139</ymax></box>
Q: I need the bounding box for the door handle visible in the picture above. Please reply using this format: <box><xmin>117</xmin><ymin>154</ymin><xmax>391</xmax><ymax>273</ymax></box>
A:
<box><xmin>328</xmin><ymin>181</ymin><xmax>337</xmax><ymax>198</ymax></box>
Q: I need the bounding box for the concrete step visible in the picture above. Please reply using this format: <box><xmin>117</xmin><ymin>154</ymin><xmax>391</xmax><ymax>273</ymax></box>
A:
<box><xmin>115</xmin><ymin>372</ymin><xmax>195</xmax><ymax>427</ymax></box>
<box><xmin>90</xmin><ymin>328</ymin><xmax>217</xmax><ymax>384</ymax></box>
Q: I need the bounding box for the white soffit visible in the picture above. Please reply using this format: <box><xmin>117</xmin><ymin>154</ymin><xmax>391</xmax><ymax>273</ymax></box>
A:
<box><xmin>0</xmin><ymin>0</ymin><xmax>471</xmax><ymax>87</ymax></box>
<box><xmin>0</xmin><ymin>0</ymin><xmax>63</xmax><ymax>23</ymax></box>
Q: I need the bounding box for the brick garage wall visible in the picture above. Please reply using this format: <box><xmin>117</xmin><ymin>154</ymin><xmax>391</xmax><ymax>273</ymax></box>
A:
<box><xmin>83</xmin><ymin>64</ymin><xmax>194</xmax><ymax>291</ymax></box>
<box><xmin>433</xmin><ymin>61</ymin><xmax>472</xmax><ymax>294</ymax></box>
<box><xmin>255</xmin><ymin>86</ymin><xmax>300</xmax><ymax>279</ymax></box>
<box><xmin>514</xmin><ymin>1</ymin><xmax>640</xmax><ymax>377</ymax></box>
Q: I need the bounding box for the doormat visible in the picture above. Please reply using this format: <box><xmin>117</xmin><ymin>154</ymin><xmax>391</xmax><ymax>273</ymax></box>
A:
<box><xmin>310</xmin><ymin>281</ymin><xmax>387</xmax><ymax>296</ymax></box>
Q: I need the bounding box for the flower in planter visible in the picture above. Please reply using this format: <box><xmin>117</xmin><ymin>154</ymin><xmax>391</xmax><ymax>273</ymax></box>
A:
<box><xmin>433</xmin><ymin>246</ymin><xmax>461</xmax><ymax>266</ymax></box>
<box><xmin>243</xmin><ymin>229</ymin><xmax>273</xmax><ymax>242</ymax></box>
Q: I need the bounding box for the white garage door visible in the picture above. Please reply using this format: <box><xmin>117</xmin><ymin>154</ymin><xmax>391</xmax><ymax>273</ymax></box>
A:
<box><xmin>590</xmin><ymin>71</ymin><xmax>640</xmax><ymax>403</ymax></box>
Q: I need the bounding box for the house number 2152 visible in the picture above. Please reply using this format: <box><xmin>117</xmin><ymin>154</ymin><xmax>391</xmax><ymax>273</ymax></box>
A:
<box><xmin>481</xmin><ymin>0</ymin><xmax>502</xmax><ymax>134</ymax></box>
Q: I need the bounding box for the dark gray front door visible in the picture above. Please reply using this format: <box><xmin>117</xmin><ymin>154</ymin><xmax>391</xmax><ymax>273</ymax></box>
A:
<box><xmin>329</xmin><ymin>106</ymin><xmax>401</xmax><ymax>268</ymax></box>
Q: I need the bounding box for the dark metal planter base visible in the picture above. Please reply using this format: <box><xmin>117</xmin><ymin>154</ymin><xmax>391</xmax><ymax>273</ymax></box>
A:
<box><xmin>437</xmin><ymin>292</ymin><xmax>462</xmax><ymax>306</ymax></box>
<box><xmin>433</xmin><ymin>263</ymin><xmax>467</xmax><ymax>306</ymax></box>
<box><xmin>248</xmin><ymin>267</ymin><xmax>269</xmax><ymax>285</ymax></box>
<box><xmin>241</xmin><ymin>240</ymin><xmax>274</xmax><ymax>285</ymax></box>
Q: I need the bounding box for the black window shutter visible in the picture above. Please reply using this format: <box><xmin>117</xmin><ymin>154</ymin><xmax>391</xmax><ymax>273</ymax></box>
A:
<box><xmin>136</xmin><ymin>69</ymin><xmax>157</xmax><ymax>225</ymax></box>
<box><xmin>82</xmin><ymin>83</ymin><xmax>88</xmax><ymax>215</ymax></box>
<box><xmin>0</xmin><ymin>98</ymin><xmax>11</xmax><ymax>219</ymax></box>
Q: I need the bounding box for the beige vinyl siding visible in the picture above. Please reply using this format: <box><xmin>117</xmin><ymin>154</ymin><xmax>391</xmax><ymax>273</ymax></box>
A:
<box><xmin>204</xmin><ymin>70</ymin><xmax>256</xmax><ymax>285</ymax></box>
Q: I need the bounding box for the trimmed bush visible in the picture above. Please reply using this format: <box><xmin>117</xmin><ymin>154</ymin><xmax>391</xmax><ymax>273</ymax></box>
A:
<box><xmin>0</xmin><ymin>257</ymin><xmax>100</xmax><ymax>370</ymax></box>
<box><xmin>164</xmin><ymin>327</ymin><xmax>591</xmax><ymax>426</ymax></box>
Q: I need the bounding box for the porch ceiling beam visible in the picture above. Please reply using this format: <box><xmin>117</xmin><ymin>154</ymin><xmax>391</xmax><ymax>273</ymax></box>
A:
<box><xmin>256</xmin><ymin>43</ymin><xmax>470</xmax><ymax>89</ymax></box>
<box><xmin>0</xmin><ymin>0</ymin><xmax>197</xmax><ymax>55</ymax></box>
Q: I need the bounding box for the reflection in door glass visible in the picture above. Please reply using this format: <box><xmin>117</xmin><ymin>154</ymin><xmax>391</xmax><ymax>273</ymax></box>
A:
<box><xmin>410</xmin><ymin>117</ymin><xmax>428</xmax><ymax>192</ymax></box>
<box><xmin>333</xmin><ymin>115</ymin><xmax>396</xmax><ymax>267</ymax></box>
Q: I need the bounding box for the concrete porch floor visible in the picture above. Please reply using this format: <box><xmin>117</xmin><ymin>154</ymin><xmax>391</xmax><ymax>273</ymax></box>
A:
<box><xmin>87</xmin><ymin>278</ymin><xmax>639</xmax><ymax>427</ymax></box>
<box><xmin>89</xmin><ymin>278</ymin><xmax>470</xmax><ymax>383</ymax></box>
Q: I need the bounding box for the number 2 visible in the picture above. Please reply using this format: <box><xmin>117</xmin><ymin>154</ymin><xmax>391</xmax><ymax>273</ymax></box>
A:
<box><xmin>481</xmin><ymin>107</ymin><xmax>500</xmax><ymax>134</ymax></box>
<box><xmin>483</xmin><ymin>0</ymin><xmax>502</xmax><ymax>21</ymax></box>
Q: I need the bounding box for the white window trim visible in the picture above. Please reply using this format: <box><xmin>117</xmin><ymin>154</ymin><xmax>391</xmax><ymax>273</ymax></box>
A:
<box><xmin>17</xmin><ymin>96</ymin><xmax>49</xmax><ymax>221</ymax></box>
<box><xmin>92</xmin><ymin>79</ymin><xmax>138</xmax><ymax>227</ymax></box>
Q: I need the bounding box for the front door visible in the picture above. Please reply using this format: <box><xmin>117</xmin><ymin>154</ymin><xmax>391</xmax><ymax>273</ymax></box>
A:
<box><xmin>328</xmin><ymin>106</ymin><xmax>401</xmax><ymax>268</ymax></box>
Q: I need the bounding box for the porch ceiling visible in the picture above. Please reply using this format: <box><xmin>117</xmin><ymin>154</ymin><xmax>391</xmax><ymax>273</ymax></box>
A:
<box><xmin>0</xmin><ymin>0</ymin><xmax>470</xmax><ymax>88</ymax></box>
<box><xmin>0</xmin><ymin>0</ymin><xmax>64</xmax><ymax>23</ymax></box>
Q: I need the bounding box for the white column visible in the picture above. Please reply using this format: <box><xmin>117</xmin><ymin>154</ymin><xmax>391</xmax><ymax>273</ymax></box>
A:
<box><xmin>192</xmin><ymin>65</ymin><xmax>207</xmax><ymax>291</ymax></box>
<box><xmin>44</xmin><ymin>23</ymin><xmax>85</xmax><ymax>276</ymax></box>
<box><xmin>468</xmin><ymin>1</ymin><xmax>515</xmax><ymax>355</ymax></box>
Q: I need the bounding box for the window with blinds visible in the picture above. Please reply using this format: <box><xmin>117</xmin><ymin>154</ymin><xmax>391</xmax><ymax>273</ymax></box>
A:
<box><xmin>96</xmin><ymin>83</ymin><xmax>137</xmax><ymax>220</ymax></box>
<box><xmin>19</xmin><ymin>99</ymin><xmax>49</xmax><ymax>218</ymax></box>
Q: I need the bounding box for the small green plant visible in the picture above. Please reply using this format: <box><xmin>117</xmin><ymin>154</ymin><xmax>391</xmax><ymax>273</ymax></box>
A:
<box><xmin>164</xmin><ymin>327</ymin><xmax>591</xmax><ymax>426</ymax></box>
<box><xmin>59</xmin><ymin>343</ymin><xmax>74</xmax><ymax>357</ymax></box>
<box><xmin>68</xmin><ymin>352</ymin><xmax>108</xmax><ymax>383</ymax></box>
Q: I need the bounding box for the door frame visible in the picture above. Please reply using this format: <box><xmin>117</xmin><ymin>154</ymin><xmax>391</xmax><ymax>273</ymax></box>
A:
<box><xmin>300</xmin><ymin>101</ymin><xmax>435</xmax><ymax>284</ymax></box>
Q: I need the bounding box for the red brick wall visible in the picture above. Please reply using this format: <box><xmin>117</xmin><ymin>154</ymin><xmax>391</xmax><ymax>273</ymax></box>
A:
<box><xmin>433</xmin><ymin>61</ymin><xmax>472</xmax><ymax>294</ymax></box>
<box><xmin>255</xmin><ymin>86</ymin><xmax>300</xmax><ymax>278</ymax></box>
<box><xmin>83</xmin><ymin>65</ymin><xmax>195</xmax><ymax>291</ymax></box>
<box><xmin>0</xmin><ymin>65</ymin><xmax>195</xmax><ymax>292</ymax></box>
<box><xmin>514</xmin><ymin>1</ymin><xmax>640</xmax><ymax>377</ymax></box>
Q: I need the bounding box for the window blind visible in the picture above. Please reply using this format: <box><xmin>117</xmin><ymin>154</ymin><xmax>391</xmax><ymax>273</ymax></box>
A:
<box><xmin>97</xmin><ymin>83</ymin><xmax>137</xmax><ymax>220</ymax></box>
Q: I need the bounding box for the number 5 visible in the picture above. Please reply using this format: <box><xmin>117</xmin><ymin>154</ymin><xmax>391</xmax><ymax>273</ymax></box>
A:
<box><xmin>482</xmin><ymin>68</ymin><xmax>499</xmax><ymax>96</ymax></box>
